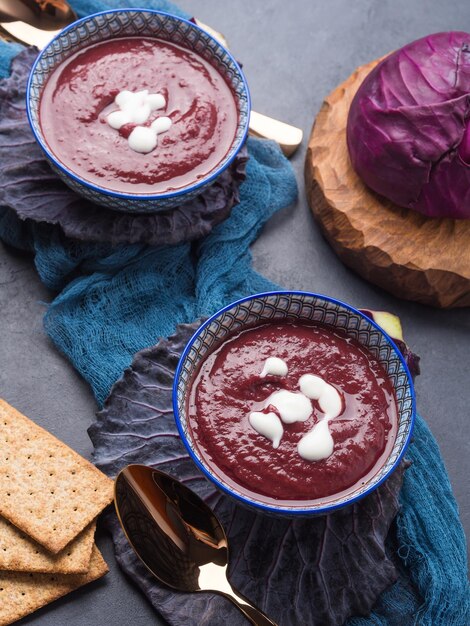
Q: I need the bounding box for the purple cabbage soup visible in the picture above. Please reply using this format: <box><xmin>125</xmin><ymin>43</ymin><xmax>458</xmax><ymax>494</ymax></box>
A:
<box><xmin>39</xmin><ymin>37</ymin><xmax>239</xmax><ymax>194</ymax></box>
<box><xmin>188</xmin><ymin>322</ymin><xmax>398</xmax><ymax>505</ymax></box>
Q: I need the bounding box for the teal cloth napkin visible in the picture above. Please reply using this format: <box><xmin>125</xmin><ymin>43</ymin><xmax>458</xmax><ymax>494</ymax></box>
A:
<box><xmin>0</xmin><ymin>1</ymin><xmax>468</xmax><ymax>624</ymax></box>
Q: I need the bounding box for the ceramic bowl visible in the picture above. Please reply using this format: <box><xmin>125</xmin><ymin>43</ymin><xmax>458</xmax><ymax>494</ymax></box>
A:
<box><xmin>27</xmin><ymin>9</ymin><xmax>250</xmax><ymax>214</ymax></box>
<box><xmin>173</xmin><ymin>291</ymin><xmax>415</xmax><ymax>517</ymax></box>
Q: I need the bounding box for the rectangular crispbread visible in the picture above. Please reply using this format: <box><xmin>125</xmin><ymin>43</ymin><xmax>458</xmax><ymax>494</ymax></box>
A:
<box><xmin>0</xmin><ymin>399</ymin><xmax>113</xmax><ymax>553</ymax></box>
<box><xmin>0</xmin><ymin>544</ymin><xmax>108</xmax><ymax>626</ymax></box>
<box><xmin>0</xmin><ymin>516</ymin><xmax>95</xmax><ymax>574</ymax></box>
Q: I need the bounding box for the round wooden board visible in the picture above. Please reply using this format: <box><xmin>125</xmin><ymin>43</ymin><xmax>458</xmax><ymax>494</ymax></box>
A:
<box><xmin>305</xmin><ymin>58</ymin><xmax>470</xmax><ymax>308</ymax></box>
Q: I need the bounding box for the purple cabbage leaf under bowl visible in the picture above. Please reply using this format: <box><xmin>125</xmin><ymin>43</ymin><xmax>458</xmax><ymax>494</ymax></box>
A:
<box><xmin>173</xmin><ymin>291</ymin><xmax>415</xmax><ymax>517</ymax></box>
<box><xmin>26</xmin><ymin>9</ymin><xmax>250</xmax><ymax>214</ymax></box>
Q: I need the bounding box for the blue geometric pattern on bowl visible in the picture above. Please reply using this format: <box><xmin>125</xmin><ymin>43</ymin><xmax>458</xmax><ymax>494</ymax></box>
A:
<box><xmin>27</xmin><ymin>9</ymin><xmax>250</xmax><ymax>214</ymax></box>
<box><xmin>173</xmin><ymin>291</ymin><xmax>415</xmax><ymax>517</ymax></box>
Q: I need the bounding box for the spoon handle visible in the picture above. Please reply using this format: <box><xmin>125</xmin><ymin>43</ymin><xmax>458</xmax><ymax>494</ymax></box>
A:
<box><xmin>219</xmin><ymin>587</ymin><xmax>278</xmax><ymax>626</ymax></box>
<box><xmin>0</xmin><ymin>20</ymin><xmax>60</xmax><ymax>48</ymax></box>
<box><xmin>248</xmin><ymin>111</ymin><xmax>303</xmax><ymax>158</ymax></box>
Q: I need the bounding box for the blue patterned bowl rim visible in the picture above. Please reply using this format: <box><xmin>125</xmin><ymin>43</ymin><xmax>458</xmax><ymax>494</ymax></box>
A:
<box><xmin>26</xmin><ymin>8</ymin><xmax>251</xmax><ymax>202</ymax></box>
<box><xmin>173</xmin><ymin>290</ymin><xmax>416</xmax><ymax>516</ymax></box>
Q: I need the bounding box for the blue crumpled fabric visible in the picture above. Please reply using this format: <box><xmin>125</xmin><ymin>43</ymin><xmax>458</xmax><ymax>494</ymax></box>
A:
<box><xmin>0</xmin><ymin>1</ymin><xmax>468</xmax><ymax>624</ymax></box>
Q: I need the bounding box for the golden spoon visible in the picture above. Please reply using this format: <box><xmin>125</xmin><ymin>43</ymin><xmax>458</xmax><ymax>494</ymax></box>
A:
<box><xmin>0</xmin><ymin>0</ymin><xmax>75</xmax><ymax>28</ymax></box>
<box><xmin>114</xmin><ymin>464</ymin><xmax>277</xmax><ymax>626</ymax></box>
<box><xmin>0</xmin><ymin>0</ymin><xmax>303</xmax><ymax>157</ymax></box>
<box><xmin>0</xmin><ymin>0</ymin><xmax>75</xmax><ymax>47</ymax></box>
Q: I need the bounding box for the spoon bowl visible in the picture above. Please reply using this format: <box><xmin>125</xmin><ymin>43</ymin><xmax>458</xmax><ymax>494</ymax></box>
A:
<box><xmin>114</xmin><ymin>464</ymin><xmax>277</xmax><ymax>626</ymax></box>
<box><xmin>0</xmin><ymin>0</ymin><xmax>76</xmax><ymax>30</ymax></box>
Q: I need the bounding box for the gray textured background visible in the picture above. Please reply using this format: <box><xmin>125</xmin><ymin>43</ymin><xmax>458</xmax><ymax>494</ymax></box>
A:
<box><xmin>0</xmin><ymin>1</ymin><xmax>469</xmax><ymax>624</ymax></box>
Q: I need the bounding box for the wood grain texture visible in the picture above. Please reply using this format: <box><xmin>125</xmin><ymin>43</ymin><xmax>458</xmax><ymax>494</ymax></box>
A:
<box><xmin>305</xmin><ymin>58</ymin><xmax>470</xmax><ymax>308</ymax></box>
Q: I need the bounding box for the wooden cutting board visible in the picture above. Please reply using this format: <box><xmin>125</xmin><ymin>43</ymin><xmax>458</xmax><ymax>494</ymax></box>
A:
<box><xmin>305</xmin><ymin>58</ymin><xmax>470</xmax><ymax>308</ymax></box>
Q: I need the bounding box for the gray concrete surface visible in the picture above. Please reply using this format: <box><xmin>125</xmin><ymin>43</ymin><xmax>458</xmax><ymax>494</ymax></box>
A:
<box><xmin>0</xmin><ymin>1</ymin><xmax>468</xmax><ymax>624</ymax></box>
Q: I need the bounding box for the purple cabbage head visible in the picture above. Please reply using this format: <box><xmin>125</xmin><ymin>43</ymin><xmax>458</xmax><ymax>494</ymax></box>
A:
<box><xmin>347</xmin><ymin>32</ymin><xmax>470</xmax><ymax>219</ymax></box>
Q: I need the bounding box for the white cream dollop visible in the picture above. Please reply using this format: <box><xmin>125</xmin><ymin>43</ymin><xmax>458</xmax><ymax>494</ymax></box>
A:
<box><xmin>249</xmin><ymin>411</ymin><xmax>283</xmax><ymax>449</ymax></box>
<box><xmin>107</xmin><ymin>90</ymin><xmax>166</xmax><ymax>128</ymax></box>
<box><xmin>297</xmin><ymin>375</ymin><xmax>342</xmax><ymax>461</ymax></box>
<box><xmin>106</xmin><ymin>90</ymin><xmax>171</xmax><ymax>154</ymax></box>
<box><xmin>128</xmin><ymin>126</ymin><xmax>157</xmax><ymax>154</ymax></box>
<box><xmin>299</xmin><ymin>374</ymin><xmax>326</xmax><ymax>400</ymax></box>
<box><xmin>151</xmin><ymin>116</ymin><xmax>172</xmax><ymax>134</ymax></box>
<box><xmin>297</xmin><ymin>418</ymin><xmax>334</xmax><ymax>461</ymax></box>
<box><xmin>127</xmin><ymin>117</ymin><xmax>172</xmax><ymax>154</ymax></box>
<box><xmin>260</xmin><ymin>356</ymin><xmax>288</xmax><ymax>378</ymax></box>
<box><xmin>247</xmin><ymin>359</ymin><xmax>345</xmax><ymax>461</ymax></box>
<box><xmin>266</xmin><ymin>390</ymin><xmax>312</xmax><ymax>424</ymax></box>
<box><xmin>299</xmin><ymin>374</ymin><xmax>342</xmax><ymax>417</ymax></box>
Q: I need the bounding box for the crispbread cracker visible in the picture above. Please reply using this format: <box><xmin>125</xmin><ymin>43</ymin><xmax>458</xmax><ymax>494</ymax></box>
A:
<box><xmin>0</xmin><ymin>399</ymin><xmax>113</xmax><ymax>553</ymax></box>
<box><xmin>0</xmin><ymin>544</ymin><xmax>108</xmax><ymax>626</ymax></box>
<box><xmin>0</xmin><ymin>517</ymin><xmax>95</xmax><ymax>574</ymax></box>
